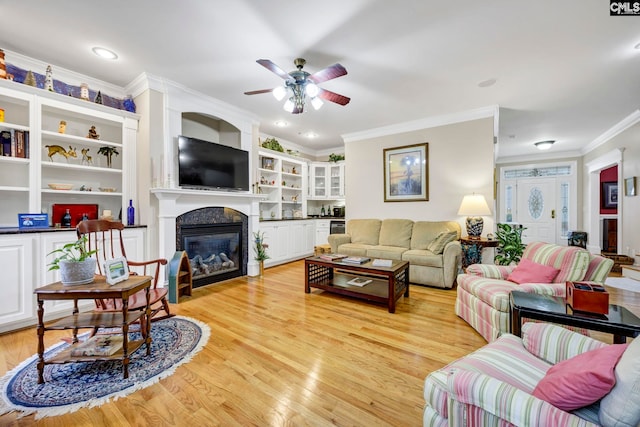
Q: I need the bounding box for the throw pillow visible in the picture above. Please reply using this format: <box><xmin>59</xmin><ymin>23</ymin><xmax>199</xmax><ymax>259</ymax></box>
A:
<box><xmin>532</xmin><ymin>344</ymin><xmax>629</xmax><ymax>411</ymax></box>
<box><xmin>507</xmin><ymin>258</ymin><xmax>560</xmax><ymax>284</ymax></box>
<box><xmin>599</xmin><ymin>336</ymin><xmax>640</xmax><ymax>427</ymax></box>
<box><xmin>426</xmin><ymin>230</ymin><xmax>457</xmax><ymax>255</ymax></box>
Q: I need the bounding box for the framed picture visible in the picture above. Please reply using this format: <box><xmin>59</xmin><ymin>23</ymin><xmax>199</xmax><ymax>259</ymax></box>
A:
<box><xmin>383</xmin><ymin>143</ymin><xmax>429</xmax><ymax>202</ymax></box>
<box><xmin>602</xmin><ymin>182</ymin><xmax>618</xmax><ymax>209</ymax></box>
<box><xmin>104</xmin><ymin>257</ymin><xmax>129</xmax><ymax>285</ymax></box>
<box><xmin>625</xmin><ymin>177</ymin><xmax>636</xmax><ymax>197</ymax></box>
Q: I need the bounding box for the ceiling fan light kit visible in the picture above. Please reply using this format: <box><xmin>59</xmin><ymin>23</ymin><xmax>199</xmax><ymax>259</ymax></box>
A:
<box><xmin>245</xmin><ymin>58</ymin><xmax>350</xmax><ymax>114</ymax></box>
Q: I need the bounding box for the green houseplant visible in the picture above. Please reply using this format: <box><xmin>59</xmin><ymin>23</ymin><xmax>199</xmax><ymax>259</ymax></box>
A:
<box><xmin>253</xmin><ymin>231</ymin><xmax>270</xmax><ymax>276</ymax></box>
<box><xmin>494</xmin><ymin>223</ymin><xmax>527</xmax><ymax>266</ymax></box>
<box><xmin>48</xmin><ymin>235</ymin><xmax>97</xmax><ymax>285</ymax></box>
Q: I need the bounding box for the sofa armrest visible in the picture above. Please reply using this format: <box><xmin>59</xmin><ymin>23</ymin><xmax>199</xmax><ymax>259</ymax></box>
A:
<box><xmin>442</xmin><ymin>241</ymin><xmax>461</xmax><ymax>288</ymax></box>
<box><xmin>465</xmin><ymin>263</ymin><xmax>514</xmax><ymax>280</ymax></box>
<box><xmin>448</xmin><ymin>369</ymin><xmax>597</xmax><ymax>427</ymax></box>
<box><xmin>327</xmin><ymin>234</ymin><xmax>351</xmax><ymax>253</ymax></box>
<box><xmin>521</xmin><ymin>322</ymin><xmax>608</xmax><ymax>365</ymax></box>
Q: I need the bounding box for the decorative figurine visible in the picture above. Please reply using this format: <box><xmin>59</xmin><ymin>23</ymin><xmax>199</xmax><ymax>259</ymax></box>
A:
<box><xmin>44</xmin><ymin>65</ymin><xmax>54</xmax><ymax>91</ymax></box>
<box><xmin>87</xmin><ymin>126</ymin><xmax>99</xmax><ymax>139</ymax></box>
<box><xmin>24</xmin><ymin>70</ymin><xmax>36</xmax><ymax>87</ymax></box>
<box><xmin>58</xmin><ymin>120</ymin><xmax>66</xmax><ymax>134</ymax></box>
<box><xmin>94</xmin><ymin>90</ymin><xmax>103</xmax><ymax>105</ymax></box>
<box><xmin>81</xmin><ymin>148</ymin><xmax>92</xmax><ymax>165</ymax></box>
<box><xmin>0</xmin><ymin>49</ymin><xmax>6</xmax><ymax>80</ymax></box>
<box><xmin>44</xmin><ymin>145</ymin><xmax>77</xmax><ymax>162</ymax></box>
<box><xmin>292</xmin><ymin>166</ymin><xmax>297</xmax><ymax>174</ymax></box>
<box><xmin>98</xmin><ymin>146</ymin><xmax>119</xmax><ymax>168</ymax></box>
<box><xmin>80</xmin><ymin>83</ymin><xmax>89</xmax><ymax>101</ymax></box>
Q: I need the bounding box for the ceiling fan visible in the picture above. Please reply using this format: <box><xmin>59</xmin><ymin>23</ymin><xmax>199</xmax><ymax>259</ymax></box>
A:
<box><xmin>244</xmin><ymin>58</ymin><xmax>350</xmax><ymax>114</ymax></box>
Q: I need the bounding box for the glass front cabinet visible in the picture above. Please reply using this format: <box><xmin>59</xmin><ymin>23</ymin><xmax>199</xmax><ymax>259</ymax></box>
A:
<box><xmin>309</xmin><ymin>162</ymin><xmax>344</xmax><ymax>199</ymax></box>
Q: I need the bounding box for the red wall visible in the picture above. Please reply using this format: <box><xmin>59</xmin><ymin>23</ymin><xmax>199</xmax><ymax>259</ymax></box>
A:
<box><xmin>600</xmin><ymin>165</ymin><xmax>618</xmax><ymax>215</ymax></box>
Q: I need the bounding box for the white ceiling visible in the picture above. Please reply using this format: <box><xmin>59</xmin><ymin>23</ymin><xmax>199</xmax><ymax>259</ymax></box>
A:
<box><xmin>1</xmin><ymin>1</ymin><xmax>639</xmax><ymax>160</ymax></box>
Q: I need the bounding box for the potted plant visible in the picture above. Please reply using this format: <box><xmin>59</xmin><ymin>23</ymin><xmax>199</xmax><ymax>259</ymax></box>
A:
<box><xmin>47</xmin><ymin>235</ymin><xmax>97</xmax><ymax>285</ymax></box>
<box><xmin>494</xmin><ymin>223</ymin><xmax>527</xmax><ymax>266</ymax></box>
<box><xmin>253</xmin><ymin>231</ymin><xmax>270</xmax><ymax>277</ymax></box>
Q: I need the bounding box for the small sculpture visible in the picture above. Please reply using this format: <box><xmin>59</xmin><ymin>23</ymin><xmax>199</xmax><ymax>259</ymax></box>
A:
<box><xmin>80</xmin><ymin>83</ymin><xmax>89</xmax><ymax>101</ymax></box>
<box><xmin>98</xmin><ymin>146</ymin><xmax>119</xmax><ymax>168</ymax></box>
<box><xmin>87</xmin><ymin>126</ymin><xmax>99</xmax><ymax>139</ymax></box>
<box><xmin>45</xmin><ymin>65</ymin><xmax>54</xmax><ymax>91</ymax></box>
<box><xmin>81</xmin><ymin>148</ymin><xmax>92</xmax><ymax>165</ymax></box>
<box><xmin>45</xmin><ymin>145</ymin><xmax>77</xmax><ymax>162</ymax></box>
<box><xmin>58</xmin><ymin>120</ymin><xmax>66</xmax><ymax>134</ymax></box>
<box><xmin>0</xmin><ymin>49</ymin><xmax>6</xmax><ymax>80</ymax></box>
<box><xmin>24</xmin><ymin>70</ymin><xmax>36</xmax><ymax>87</ymax></box>
<box><xmin>94</xmin><ymin>90</ymin><xmax>103</xmax><ymax>105</ymax></box>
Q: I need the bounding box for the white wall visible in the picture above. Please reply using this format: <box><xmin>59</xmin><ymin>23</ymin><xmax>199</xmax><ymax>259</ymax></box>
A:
<box><xmin>345</xmin><ymin>117</ymin><xmax>495</xmax><ymax>234</ymax></box>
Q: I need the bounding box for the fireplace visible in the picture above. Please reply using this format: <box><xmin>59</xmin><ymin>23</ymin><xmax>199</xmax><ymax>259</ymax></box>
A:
<box><xmin>176</xmin><ymin>207</ymin><xmax>248</xmax><ymax>287</ymax></box>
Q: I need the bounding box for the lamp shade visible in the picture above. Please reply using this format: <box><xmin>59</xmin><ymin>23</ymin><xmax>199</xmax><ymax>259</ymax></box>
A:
<box><xmin>458</xmin><ymin>194</ymin><xmax>491</xmax><ymax>238</ymax></box>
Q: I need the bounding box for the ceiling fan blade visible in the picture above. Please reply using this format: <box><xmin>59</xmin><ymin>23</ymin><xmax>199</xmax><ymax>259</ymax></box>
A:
<box><xmin>317</xmin><ymin>88</ymin><xmax>350</xmax><ymax>106</ymax></box>
<box><xmin>256</xmin><ymin>59</ymin><xmax>291</xmax><ymax>80</ymax></box>
<box><xmin>309</xmin><ymin>63</ymin><xmax>347</xmax><ymax>84</ymax></box>
<box><xmin>244</xmin><ymin>88</ymin><xmax>275</xmax><ymax>95</ymax></box>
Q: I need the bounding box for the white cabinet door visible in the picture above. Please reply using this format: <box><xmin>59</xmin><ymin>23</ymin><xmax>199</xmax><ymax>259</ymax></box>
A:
<box><xmin>310</xmin><ymin>163</ymin><xmax>328</xmax><ymax>198</ymax></box>
<box><xmin>0</xmin><ymin>234</ymin><xmax>37</xmax><ymax>333</ymax></box>
<box><xmin>290</xmin><ymin>220</ymin><xmax>315</xmax><ymax>258</ymax></box>
<box><xmin>329</xmin><ymin>163</ymin><xmax>345</xmax><ymax>198</ymax></box>
<box><xmin>315</xmin><ymin>219</ymin><xmax>330</xmax><ymax>246</ymax></box>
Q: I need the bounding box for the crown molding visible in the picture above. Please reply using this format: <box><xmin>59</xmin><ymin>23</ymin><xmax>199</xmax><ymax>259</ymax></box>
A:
<box><xmin>342</xmin><ymin>105</ymin><xmax>498</xmax><ymax>143</ymax></box>
<box><xmin>582</xmin><ymin>109</ymin><xmax>640</xmax><ymax>155</ymax></box>
<box><xmin>496</xmin><ymin>149</ymin><xmax>583</xmax><ymax>165</ymax></box>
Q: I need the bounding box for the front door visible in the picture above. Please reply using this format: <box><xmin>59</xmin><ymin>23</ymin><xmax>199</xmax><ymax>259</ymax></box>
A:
<box><xmin>516</xmin><ymin>178</ymin><xmax>557</xmax><ymax>244</ymax></box>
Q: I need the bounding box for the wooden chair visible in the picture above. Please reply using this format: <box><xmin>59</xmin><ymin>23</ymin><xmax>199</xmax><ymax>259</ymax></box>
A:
<box><xmin>76</xmin><ymin>220</ymin><xmax>172</xmax><ymax>323</ymax></box>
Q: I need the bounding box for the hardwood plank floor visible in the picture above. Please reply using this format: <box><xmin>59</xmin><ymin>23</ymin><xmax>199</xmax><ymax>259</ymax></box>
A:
<box><xmin>0</xmin><ymin>261</ymin><xmax>638</xmax><ymax>426</ymax></box>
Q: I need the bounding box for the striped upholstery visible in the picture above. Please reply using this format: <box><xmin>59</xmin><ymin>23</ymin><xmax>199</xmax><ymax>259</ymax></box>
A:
<box><xmin>456</xmin><ymin>241</ymin><xmax>610</xmax><ymax>343</ymax></box>
<box><xmin>423</xmin><ymin>323</ymin><xmax>604</xmax><ymax>427</ymax></box>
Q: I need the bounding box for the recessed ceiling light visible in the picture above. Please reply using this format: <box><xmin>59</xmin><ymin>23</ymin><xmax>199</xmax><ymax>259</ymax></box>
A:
<box><xmin>274</xmin><ymin>120</ymin><xmax>288</xmax><ymax>127</ymax></box>
<box><xmin>304</xmin><ymin>132</ymin><xmax>318</xmax><ymax>138</ymax></box>
<box><xmin>634</xmin><ymin>42</ymin><xmax>640</xmax><ymax>50</ymax></box>
<box><xmin>92</xmin><ymin>47</ymin><xmax>118</xmax><ymax>60</ymax></box>
<box><xmin>478</xmin><ymin>78</ymin><xmax>497</xmax><ymax>88</ymax></box>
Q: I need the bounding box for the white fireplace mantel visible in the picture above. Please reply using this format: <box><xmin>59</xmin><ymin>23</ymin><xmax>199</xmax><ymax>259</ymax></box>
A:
<box><xmin>151</xmin><ymin>188</ymin><xmax>266</xmax><ymax>277</ymax></box>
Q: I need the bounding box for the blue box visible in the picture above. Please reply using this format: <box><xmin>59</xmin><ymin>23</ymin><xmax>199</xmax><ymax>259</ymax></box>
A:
<box><xmin>18</xmin><ymin>213</ymin><xmax>49</xmax><ymax>229</ymax></box>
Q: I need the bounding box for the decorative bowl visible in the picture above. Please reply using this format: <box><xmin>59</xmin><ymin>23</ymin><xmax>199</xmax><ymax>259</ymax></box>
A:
<box><xmin>48</xmin><ymin>183</ymin><xmax>74</xmax><ymax>190</ymax></box>
<box><xmin>99</xmin><ymin>187</ymin><xmax>116</xmax><ymax>193</ymax></box>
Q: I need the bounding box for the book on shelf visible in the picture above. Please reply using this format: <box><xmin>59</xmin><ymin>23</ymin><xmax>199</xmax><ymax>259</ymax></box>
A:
<box><xmin>319</xmin><ymin>253</ymin><xmax>347</xmax><ymax>261</ymax></box>
<box><xmin>347</xmin><ymin>277</ymin><xmax>372</xmax><ymax>287</ymax></box>
<box><xmin>0</xmin><ymin>129</ymin><xmax>11</xmax><ymax>157</ymax></box>
<box><xmin>70</xmin><ymin>335</ymin><xmax>123</xmax><ymax>357</ymax></box>
<box><xmin>342</xmin><ymin>256</ymin><xmax>371</xmax><ymax>264</ymax></box>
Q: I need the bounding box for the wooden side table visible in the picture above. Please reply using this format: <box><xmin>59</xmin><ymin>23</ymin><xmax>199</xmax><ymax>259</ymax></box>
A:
<box><xmin>460</xmin><ymin>237</ymin><xmax>498</xmax><ymax>270</ymax></box>
<box><xmin>34</xmin><ymin>275</ymin><xmax>152</xmax><ymax>384</ymax></box>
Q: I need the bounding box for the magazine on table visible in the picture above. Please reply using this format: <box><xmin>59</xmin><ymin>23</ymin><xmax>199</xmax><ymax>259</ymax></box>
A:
<box><xmin>342</xmin><ymin>256</ymin><xmax>371</xmax><ymax>264</ymax></box>
<box><xmin>347</xmin><ymin>277</ymin><xmax>372</xmax><ymax>287</ymax></box>
<box><xmin>319</xmin><ymin>253</ymin><xmax>348</xmax><ymax>261</ymax></box>
<box><xmin>70</xmin><ymin>335</ymin><xmax>123</xmax><ymax>357</ymax></box>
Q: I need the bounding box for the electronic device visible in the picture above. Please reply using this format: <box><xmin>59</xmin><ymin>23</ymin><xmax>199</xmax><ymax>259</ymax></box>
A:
<box><xmin>104</xmin><ymin>257</ymin><xmax>129</xmax><ymax>285</ymax></box>
<box><xmin>178</xmin><ymin>135</ymin><xmax>250</xmax><ymax>191</ymax></box>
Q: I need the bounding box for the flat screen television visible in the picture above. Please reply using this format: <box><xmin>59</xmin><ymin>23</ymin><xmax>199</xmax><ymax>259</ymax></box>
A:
<box><xmin>178</xmin><ymin>135</ymin><xmax>250</xmax><ymax>191</ymax></box>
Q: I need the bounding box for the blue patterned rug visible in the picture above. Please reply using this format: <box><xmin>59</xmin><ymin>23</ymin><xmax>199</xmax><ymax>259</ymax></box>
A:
<box><xmin>0</xmin><ymin>316</ymin><xmax>210</xmax><ymax>420</ymax></box>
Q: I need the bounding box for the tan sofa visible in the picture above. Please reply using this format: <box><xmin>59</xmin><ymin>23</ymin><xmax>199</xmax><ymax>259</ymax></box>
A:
<box><xmin>327</xmin><ymin>219</ymin><xmax>461</xmax><ymax>288</ymax></box>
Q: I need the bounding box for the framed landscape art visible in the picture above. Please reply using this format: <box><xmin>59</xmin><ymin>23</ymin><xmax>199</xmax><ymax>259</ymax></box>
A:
<box><xmin>602</xmin><ymin>181</ymin><xmax>618</xmax><ymax>209</ymax></box>
<box><xmin>383</xmin><ymin>143</ymin><xmax>429</xmax><ymax>202</ymax></box>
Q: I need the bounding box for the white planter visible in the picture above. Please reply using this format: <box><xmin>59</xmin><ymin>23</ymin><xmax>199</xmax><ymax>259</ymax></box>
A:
<box><xmin>59</xmin><ymin>259</ymin><xmax>97</xmax><ymax>286</ymax></box>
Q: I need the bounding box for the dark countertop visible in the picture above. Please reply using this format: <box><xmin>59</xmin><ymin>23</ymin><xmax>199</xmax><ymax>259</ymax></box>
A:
<box><xmin>0</xmin><ymin>224</ymin><xmax>147</xmax><ymax>235</ymax></box>
<box><xmin>260</xmin><ymin>217</ymin><xmax>345</xmax><ymax>222</ymax></box>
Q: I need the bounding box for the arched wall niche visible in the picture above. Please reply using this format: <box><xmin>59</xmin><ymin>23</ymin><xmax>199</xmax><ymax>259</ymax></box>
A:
<box><xmin>182</xmin><ymin>112</ymin><xmax>241</xmax><ymax>148</ymax></box>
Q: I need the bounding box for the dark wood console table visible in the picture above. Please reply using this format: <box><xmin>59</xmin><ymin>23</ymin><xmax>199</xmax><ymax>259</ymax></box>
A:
<box><xmin>34</xmin><ymin>275</ymin><xmax>152</xmax><ymax>384</ymax></box>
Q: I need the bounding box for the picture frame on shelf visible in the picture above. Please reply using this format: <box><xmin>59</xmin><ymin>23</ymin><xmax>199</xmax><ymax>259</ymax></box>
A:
<box><xmin>624</xmin><ymin>177</ymin><xmax>636</xmax><ymax>197</ymax></box>
<box><xmin>383</xmin><ymin>143</ymin><xmax>429</xmax><ymax>202</ymax></box>
<box><xmin>602</xmin><ymin>182</ymin><xmax>618</xmax><ymax>209</ymax></box>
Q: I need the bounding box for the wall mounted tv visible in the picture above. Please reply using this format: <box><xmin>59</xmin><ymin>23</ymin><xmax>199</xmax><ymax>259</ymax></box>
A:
<box><xmin>178</xmin><ymin>135</ymin><xmax>250</xmax><ymax>191</ymax></box>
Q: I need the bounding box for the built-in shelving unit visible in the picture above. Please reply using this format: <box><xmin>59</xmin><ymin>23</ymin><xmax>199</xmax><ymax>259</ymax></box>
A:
<box><xmin>256</xmin><ymin>149</ymin><xmax>307</xmax><ymax>220</ymax></box>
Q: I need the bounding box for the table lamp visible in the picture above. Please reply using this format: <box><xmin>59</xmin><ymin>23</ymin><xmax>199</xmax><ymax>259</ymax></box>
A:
<box><xmin>458</xmin><ymin>194</ymin><xmax>491</xmax><ymax>239</ymax></box>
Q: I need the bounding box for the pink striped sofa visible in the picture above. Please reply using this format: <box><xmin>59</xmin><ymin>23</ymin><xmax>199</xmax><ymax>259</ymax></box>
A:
<box><xmin>423</xmin><ymin>322</ymin><xmax>640</xmax><ymax>426</ymax></box>
<box><xmin>455</xmin><ymin>242</ymin><xmax>614</xmax><ymax>342</ymax></box>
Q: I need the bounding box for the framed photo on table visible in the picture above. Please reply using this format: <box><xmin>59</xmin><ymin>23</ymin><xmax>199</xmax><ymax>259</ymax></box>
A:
<box><xmin>104</xmin><ymin>257</ymin><xmax>129</xmax><ymax>285</ymax></box>
<box><xmin>383</xmin><ymin>143</ymin><xmax>429</xmax><ymax>202</ymax></box>
<box><xmin>602</xmin><ymin>182</ymin><xmax>618</xmax><ymax>209</ymax></box>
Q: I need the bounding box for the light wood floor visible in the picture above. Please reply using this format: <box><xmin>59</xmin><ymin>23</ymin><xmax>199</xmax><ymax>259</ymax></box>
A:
<box><xmin>1</xmin><ymin>261</ymin><xmax>639</xmax><ymax>426</ymax></box>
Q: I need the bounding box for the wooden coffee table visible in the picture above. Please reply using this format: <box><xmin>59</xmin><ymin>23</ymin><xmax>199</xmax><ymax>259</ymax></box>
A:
<box><xmin>510</xmin><ymin>290</ymin><xmax>640</xmax><ymax>343</ymax></box>
<box><xmin>305</xmin><ymin>257</ymin><xmax>409</xmax><ymax>313</ymax></box>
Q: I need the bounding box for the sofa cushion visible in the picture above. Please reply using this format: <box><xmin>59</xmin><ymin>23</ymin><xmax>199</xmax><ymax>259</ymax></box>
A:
<box><xmin>599</xmin><ymin>335</ymin><xmax>640</xmax><ymax>427</ymax></box>
<box><xmin>335</xmin><ymin>243</ymin><xmax>370</xmax><ymax>257</ymax></box>
<box><xmin>378</xmin><ymin>219</ymin><xmax>413</xmax><ymax>247</ymax></box>
<box><xmin>346</xmin><ymin>219</ymin><xmax>381</xmax><ymax>245</ymax></box>
<box><xmin>402</xmin><ymin>249</ymin><xmax>443</xmax><ymax>267</ymax></box>
<box><xmin>457</xmin><ymin>274</ymin><xmax>519</xmax><ymax>312</ymax></box>
<box><xmin>532</xmin><ymin>344</ymin><xmax>628</xmax><ymax>411</ymax></box>
<box><xmin>522</xmin><ymin>322</ymin><xmax>607</xmax><ymax>365</ymax></box>
<box><xmin>523</xmin><ymin>242</ymin><xmax>591</xmax><ymax>283</ymax></box>
<box><xmin>507</xmin><ymin>258</ymin><xmax>560</xmax><ymax>284</ymax></box>
<box><xmin>366</xmin><ymin>245</ymin><xmax>406</xmax><ymax>260</ymax></box>
<box><xmin>583</xmin><ymin>254</ymin><xmax>615</xmax><ymax>282</ymax></box>
<box><xmin>427</xmin><ymin>231</ymin><xmax>458</xmax><ymax>255</ymax></box>
<box><xmin>411</xmin><ymin>221</ymin><xmax>460</xmax><ymax>250</ymax></box>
